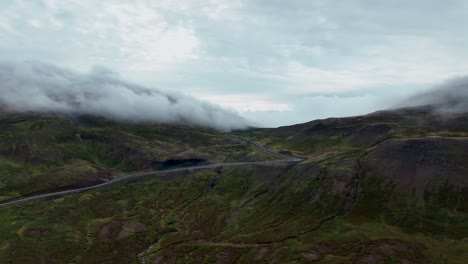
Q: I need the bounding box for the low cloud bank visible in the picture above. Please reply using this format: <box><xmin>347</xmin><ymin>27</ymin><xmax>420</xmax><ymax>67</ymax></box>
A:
<box><xmin>0</xmin><ymin>61</ymin><xmax>250</xmax><ymax>131</ymax></box>
<box><xmin>399</xmin><ymin>76</ymin><xmax>468</xmax><ymax>115</ymax></box>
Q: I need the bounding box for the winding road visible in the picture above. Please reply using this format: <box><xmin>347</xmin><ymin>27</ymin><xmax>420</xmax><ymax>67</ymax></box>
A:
<box><xmin>0</xmin><ymin>135</ymin><xmax>303</xmax><ymax>207</ymax></box>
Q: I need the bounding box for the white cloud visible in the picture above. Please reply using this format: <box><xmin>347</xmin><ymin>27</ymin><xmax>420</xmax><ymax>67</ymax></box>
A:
<box><xmin>278</xmin><ymin>36</ymin><xmax>468</xmax><ymax>95</ymax></box>
<box><xmin>79</xmin><ymin>2</ymin><xmax>201</xmax><ymax>71</ymax></box>
<box><xmin>284</xmin><ymin>62</ymin><xmax>374</xmax><ymax>93</ymax></box>
<box><xmin>0</xmin><ymin>1</ymin><xmax>201</xmax><ymax>74</ymax></box>
<box><xmin>0</xmin><ymin>61</ymin><xmax>249</xmax><ymax>130</ymax></box>
<box><xmin>155</xmin><ymin>0</ymin><xmax>245</xmax><ymax>21</ymax></box>
<box><xmin>28</xmin><ymin>20</ymin><xmax>42</xmax><ymax>28</ymax></box>
<box><xmin>196</xmin><ymin>94</ymin><xmax>291</xmax><ymax>112</ymax></box>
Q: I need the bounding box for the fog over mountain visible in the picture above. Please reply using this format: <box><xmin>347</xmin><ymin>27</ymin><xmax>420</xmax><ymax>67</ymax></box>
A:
<box><xmin>0</xmin><ymin>61</ymin><xmax>250</xmax><ymax>131</ymax></box>
<box><xmin>399</xmin><ymin>76</ymin><xmax>468</xmax><ymax>114</ymax></box>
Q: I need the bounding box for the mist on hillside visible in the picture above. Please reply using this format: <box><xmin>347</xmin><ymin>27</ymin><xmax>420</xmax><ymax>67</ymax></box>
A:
<box><xmin>0</xmin><ymin>61</ymin><xmax>250</xmax><ymax>131</ymax></box>
<box><xmin>398</xmin><ymin>76</ymin><xmax>468</xmax><ymax>115</ymax></box>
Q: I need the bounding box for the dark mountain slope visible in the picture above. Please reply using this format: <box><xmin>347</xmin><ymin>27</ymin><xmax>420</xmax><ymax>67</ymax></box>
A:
<box><xmin>365</xmin><ymin>137</ymin><xmax>468</xmax><ymax>198</ymax></box>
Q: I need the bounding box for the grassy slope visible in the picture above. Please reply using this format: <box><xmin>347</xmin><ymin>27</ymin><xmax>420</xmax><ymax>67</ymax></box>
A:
<box><xmin>0</xmin><ymin>164</ymin><xmax>464</xmax><ymax>263</ymax></box>
<box><xmin>233</xmin><ymin>108</ymin><xmax>468</xmax><ymax>263</ymax></box>
<box><xmin>0</xmin><ymin>108</ymin><xmax>467</xmax><ymax>263</ymax></box>
<box><xmin>0</xmin><ymin>112</ymin><xmax>270</xmax><ymax>200</ymax></box>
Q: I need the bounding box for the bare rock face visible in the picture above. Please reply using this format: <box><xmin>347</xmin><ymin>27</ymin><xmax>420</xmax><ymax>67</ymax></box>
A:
<box><xmin>364</xmin><ymin>137</ymin><xmax>468</xmax><ymax>201</ymax></box>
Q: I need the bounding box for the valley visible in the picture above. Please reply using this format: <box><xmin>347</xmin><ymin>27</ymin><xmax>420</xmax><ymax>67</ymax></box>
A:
<box><xmin>0</xmin><ymin>108</ymin><xmax>466</xmax><ymax>263</ymax></box>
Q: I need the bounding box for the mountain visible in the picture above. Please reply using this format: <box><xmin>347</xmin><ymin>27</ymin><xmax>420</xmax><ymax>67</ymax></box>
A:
<box><xmin>0</xmin><ymin>111</ymin><xmax>269</xmax><ymax>201</ymax></box>
<box><xmin>0</xmin><ymin>107</ymin><xmax>467</xmax><ymax>263</ymax></box>
<box><xmin>241</xmin><ymin>106</ymin><xmax>468</xmax><ymax>196</ymax></box>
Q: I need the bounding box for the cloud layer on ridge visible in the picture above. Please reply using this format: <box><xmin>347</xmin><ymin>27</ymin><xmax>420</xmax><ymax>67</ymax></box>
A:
<box><xmin>0</xmin><ymin>61</ymin><xmax>250</xmax><ymax>131</ymax></box>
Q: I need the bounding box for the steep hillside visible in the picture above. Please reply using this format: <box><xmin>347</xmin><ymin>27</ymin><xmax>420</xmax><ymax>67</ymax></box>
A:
<box><xmin>233</xmin><ymin>106</ymin><xmax>468</xmax><ymax>262</ymax></box>
<box><xmin>237</xmin><ymin>107</ymin><xmax>468</xmax><ymax>193</ymax></box>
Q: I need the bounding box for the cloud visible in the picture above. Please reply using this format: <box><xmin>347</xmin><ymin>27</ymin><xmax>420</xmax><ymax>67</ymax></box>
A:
<box><xmin>194</xmin><ymin>94</ymin><xmax>290</xmax><ymax>112</ymax></box>
<box><xmin>399</xmin><ymin>76</ymin><xmax>468</xmax><ymax>115</ymax></box>
<box><xmin>0</xmin><ymin>61</ymin><xmax>250</xmax><ymax>131</ymax></box>
<box><xmin>2</xmin><ymin>0</ymin><xmax>468</xmax><ymax>127</ymax></box>
<box><xmin>0</xmin><ymin>1</ymin><xmax>201</xmax><ymax>74</ymax></box>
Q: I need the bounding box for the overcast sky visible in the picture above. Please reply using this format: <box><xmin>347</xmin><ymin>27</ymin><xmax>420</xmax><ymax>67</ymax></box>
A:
<box><xmin>1</xmin><ymin>0</ymin><xmax>468</xmax><ymax>127</ymax></box>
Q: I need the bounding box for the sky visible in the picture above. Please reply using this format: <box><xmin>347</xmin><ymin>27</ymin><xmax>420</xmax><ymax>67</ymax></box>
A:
<box><xmin>1</xmin><ymin>0</ymin><xmax>468</xmax><ymax>127</ymax></box>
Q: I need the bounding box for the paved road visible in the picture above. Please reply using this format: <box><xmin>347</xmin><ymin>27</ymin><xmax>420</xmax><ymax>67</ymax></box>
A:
<box><xmin>0</xmin><ymin>135</ymin><xmax>303</xmax><ymax>207</ymax></box>
<box><xmin>229</xmin><ymin>135</ymin><xmax>304</xmax><ymax>162</ymax></box>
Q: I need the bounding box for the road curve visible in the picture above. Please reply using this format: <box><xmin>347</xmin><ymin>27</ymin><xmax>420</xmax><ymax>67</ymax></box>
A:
<box><xmin>0</xmin><ymin>135</ymin><xmax>303</xmax><ymax>208</ymax></box>
<box><xmin>228</xmin><ymin>135</ymin><xmax>304</xmax><ymax>162</ymax></box>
